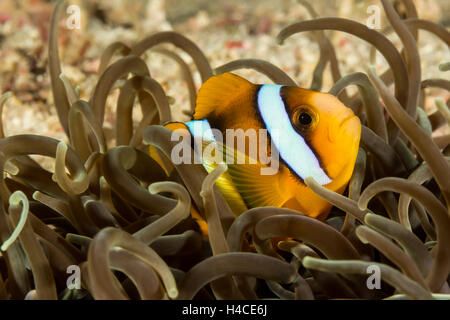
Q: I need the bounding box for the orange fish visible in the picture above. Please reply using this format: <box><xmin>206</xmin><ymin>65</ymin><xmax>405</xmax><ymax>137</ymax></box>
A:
<box><xmin>159</xmin><ymin>72</ymin><xmax>361</xmax><ymax>220</ymax></box>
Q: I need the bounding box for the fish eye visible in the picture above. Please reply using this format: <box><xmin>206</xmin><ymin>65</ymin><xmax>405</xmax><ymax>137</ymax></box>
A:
<box><xmin>298</xmin><ymin>112</ymin><xmax>312</xmax><ymax>125</ymax></box>
<box><xmin>292</xmin><ymin>105</ymin><xmax>318</xmax><ymax>133</ymax></box>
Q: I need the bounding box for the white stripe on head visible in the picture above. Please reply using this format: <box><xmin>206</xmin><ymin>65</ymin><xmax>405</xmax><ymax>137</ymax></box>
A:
<box><xmin>257</xmin><ymin>85</ymin><xmax>332</xmax><ymax>185</ymax></box>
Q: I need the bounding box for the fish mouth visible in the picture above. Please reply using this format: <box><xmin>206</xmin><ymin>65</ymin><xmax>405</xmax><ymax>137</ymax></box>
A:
<box><xmin>339</xmin><ymin>114</ymin><xmax>357</xmax><ymax>129</ymax></box>
<box><xmin>329</xmin><ymin>114</ymin><xmax>360</xmax><ymax>142</ymax></box>
<box><xmin>340</xmin><ymin>116</ymin><xmax>361</xmax><ymax>144</ymax></box>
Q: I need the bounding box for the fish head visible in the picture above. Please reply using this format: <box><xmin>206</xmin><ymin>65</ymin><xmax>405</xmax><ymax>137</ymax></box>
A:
<box><xmin>282</xmin><ymin>87</ymin><xmax>361</xmax><ymax>186</ymax></box>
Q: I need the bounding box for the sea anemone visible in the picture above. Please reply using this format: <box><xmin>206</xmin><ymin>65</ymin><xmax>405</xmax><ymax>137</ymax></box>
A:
<box><xmin>0</xmin><ymin>0</ymin><xmax>448</xmax><ymax>300</ymax></box>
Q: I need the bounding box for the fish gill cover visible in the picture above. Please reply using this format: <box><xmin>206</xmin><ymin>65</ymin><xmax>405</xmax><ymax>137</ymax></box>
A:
<box><xmin>0</xmin><ymin>0</ymin><xmax>448</xmax><ymax>300</ymax></box>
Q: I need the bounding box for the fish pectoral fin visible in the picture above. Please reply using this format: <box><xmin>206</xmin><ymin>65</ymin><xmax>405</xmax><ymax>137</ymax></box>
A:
<box><xmin>218</xmin><ymin>143</ymin><xmax>289</xmax><ymax>209</ymax></box>
<box><xmin>227</xmin><ymin>162</ymin><xmax>289</xmax><ymax>209</ymax></box>
<box><xmin>201</xmin><ymin>139</ymin><xmax>288</xmax><ymax>213</ymax></box>
<box><xmin>202</xmin><ymin>161</ymin><xmax>248</xmax><ymax>216</ymax></box>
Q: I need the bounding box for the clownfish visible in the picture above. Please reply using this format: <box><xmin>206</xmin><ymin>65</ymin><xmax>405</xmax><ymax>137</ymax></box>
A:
<box><xmin>159</xmin><ymin>72</ymin><xmax>361</xmax><ymax>220</ymax></box>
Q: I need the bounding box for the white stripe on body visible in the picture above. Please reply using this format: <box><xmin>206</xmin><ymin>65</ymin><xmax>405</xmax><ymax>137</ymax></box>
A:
<box><xmin>186</xmin><ymin>119</ymin><xmax>215</xmax><ymax>141</ymax></box>
<box><xmin>257</xmin><ymin>85</ymin><xmax>332</xmax><ymax>185</ymax></box>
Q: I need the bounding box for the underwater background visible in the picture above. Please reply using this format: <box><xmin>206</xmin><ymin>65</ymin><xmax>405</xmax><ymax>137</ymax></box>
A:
<box><xmin>0</xmin><ymin>0</ymin><xmax>447</xmax><ymax>299</ymax></box>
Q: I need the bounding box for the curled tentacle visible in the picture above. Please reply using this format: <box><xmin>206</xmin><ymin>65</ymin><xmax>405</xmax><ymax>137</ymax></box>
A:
<box><xmin>329</xmin><ymin>73</ymin><xmax>388</xmax><ymax>142</ymax></box>
<box><xmin>304</xmin><ymin>177</ymin><xmax>370</xmax><ymax>223</ymax></box>
<box><xmin>151</xmin><ymin>47</ymin><xmax>198</xmax><ymax>112</ymax></box>
<box><xmin>302</xmin><ymin>257</ymin><xmax>433</xmax><ymax>300</ymax></box>
<box><xmin>358</xmin><ymin>177</ymin><xmax>450</xmax><ymax>291</ymax></box>
<box><xmin>367</xmin><ymin>68</ymin><xmax>450</xmax><ymax>206</ymax></box>
<box><xmin>360</xmin><ymin>126</ymin><xmax>405</xmax><ymax>176</ymax></box>
<box><xmin>177</xmin><ymin>252</ymin><xmax>296</xmax><ymax>300</ymax></box>
<box><xmin>227</xmin><ymin>207</ymin><xmax>304</xmax><ymax>252</ymax></box>
<box><xmin>59</xmin><ymin>73</ymin><xmax>79</xmax><ymax>105</ymax></box>
<box><xmin>109</xmin><ymin>248</ymin><xmax>166</xmax><ymax>300</ymax></box>
<box><xmin>53</xmin><ymin>142</ymin><xmax>89</xmax><ymax>195</ymax></box>
<box><xmin>341</xmin><ymin>148</ymin><xmax>366</xmax><ymax>235</ymax></box>
<box><xmin>254</xmin><ymin>214</ymin><xmax>359</xmax><ymax>260</ymax></box>
<box><xmin>143</xmin><ymin>125</ymin><xmax>235</xmax><ymax>226</ymax></box>
<box><xmin>277</xmin><ymin>17</ymin><xmax>409</xmax><ymax>143</ymax></box>
<box><xmin>214</xmin><ymin>59</ymin><xmax>297</xmax><ymax>86</ymax></box>
<box><xmin>116</xmin><ymin>76</ymin><xmax>157</xmax><ymax>146</ymax></box>
<box><xmin>132</xmin><ymin>31</ymin><xmax>213</xmax><ymax>83</ymax></box>
<box><xmin>7</xmin><ymin>191</ymin><xmax>57</xmax><ymax>299</ymax></box>
<box><xmin>98</xmin><ymin>42</ymin><xmax>132</xmax><ymax>76</ymax></box>
<box><xmin>88</xmin><ymin>227</ymin><xmax>178</xmax><ymax>299</ymax></box>
<box><xmin>91</xmin><ymin>56</ymin><xmax>150</xmax><ymax>124</ymax></box>
<box><xmin>48</xmin><ymin>0</ymin><xmax>70</xmax><ymax>135</ymax></box>
<box><xmin>355</xmin><ymin>225</ymin><xmax>428</xmax><ymax>289</ymax></box>
<box><xmin>380</xmin><ymin>0</ymin><xmax>421</xmax><ymax>137</ymax></box>
<box><xmin>296</xmin><ymin>0</ymin><xmax>349</xmax><ymax>100</ymax></box>
<box><xmin>200</xmin><ymin>164</ymin><xmax>229</xmax><ymax>255</ymax></box>
<box><xmin>0</xmin><ymin>135</ymin><xmax>87</xmax><ymax>201</ymax></box>
<box><xmin>363</xmin><ymin>213</ymin><xmax>433</xmax><ymax>278</ymax></box>
<box><xmin>68</xmin><ymin>100</ymin><xmax>107</xmax><ymax>163</ymax></box>
<box><xmin>102</xmin><ymin>146</ymin><xmax>174</xmax><ymax>215</ymax></box>
<box><xmin>1</xmin><ymin>191</ymin><xmax>30</xmax><ymax>251</ymax></box>
<box><xmin>133</xmin><ymin>181</ymin><xmax>190</xmax><ymax>245</ymax></box>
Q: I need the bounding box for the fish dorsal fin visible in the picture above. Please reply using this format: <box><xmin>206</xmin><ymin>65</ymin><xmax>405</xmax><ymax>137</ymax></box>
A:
<box><xmin>194</xmin><ymin>73</ymin><xmax>254</xmax><ymax>120</ymax></box>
